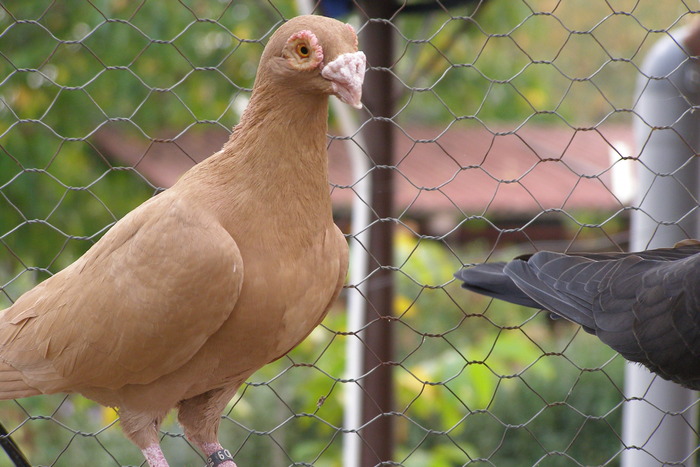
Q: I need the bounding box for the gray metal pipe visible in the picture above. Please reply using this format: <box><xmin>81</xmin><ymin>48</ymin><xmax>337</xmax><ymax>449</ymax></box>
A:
<box><xmin>625</xmin><ymin>23</ymin><xmax>700</xmax><ymax>467</ymax></box>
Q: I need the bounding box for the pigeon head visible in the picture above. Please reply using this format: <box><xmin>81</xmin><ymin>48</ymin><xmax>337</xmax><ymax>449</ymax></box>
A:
<box><xmin>257</xmin><ymin>15</ymin><xmax>366</xmax><ymax>109</ymax></box>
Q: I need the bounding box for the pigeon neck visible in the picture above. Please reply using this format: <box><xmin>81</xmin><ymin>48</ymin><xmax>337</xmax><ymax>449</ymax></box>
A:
<box><xmin>187</xmin><ymin>84</ymin><xmax>334</xmax><ymax>234</ymax></box>
<box><xmin>239</xmin><ymin>82</ymin><xmax>329</xmax><ymax>139</ymax></box>
<box><xmin>229</xmin><ymin>81</ymin><xmax>330</xmax><ymax>177</ymax></box>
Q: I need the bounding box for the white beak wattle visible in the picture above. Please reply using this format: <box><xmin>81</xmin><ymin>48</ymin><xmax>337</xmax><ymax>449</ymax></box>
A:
<box><xmin>321</xmin><ymin>51</ymin><xmax>366</xmax><ymax>109</ymax></box>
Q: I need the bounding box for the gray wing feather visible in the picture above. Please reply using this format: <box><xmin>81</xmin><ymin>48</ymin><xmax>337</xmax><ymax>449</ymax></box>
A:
<box><xmin>455</xmin><ymin>262</ymin><xmax>542</xmax><ymax>308</ymax></box>
<box><xmin>456</xmin><ymin>244</ymin><xmax>700</xmax><ymax>389</ymax></box>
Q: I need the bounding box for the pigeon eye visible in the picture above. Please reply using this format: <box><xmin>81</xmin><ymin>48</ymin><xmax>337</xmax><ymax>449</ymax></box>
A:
<box><xmin>297</xmin><ymin>43</ymin><xmax>310</xmax><ymax>58</ymax></box>
<box><xmin>285</xmin><ymin>31</ymin><xmax>323</xmax><ymax>70</ymax></box>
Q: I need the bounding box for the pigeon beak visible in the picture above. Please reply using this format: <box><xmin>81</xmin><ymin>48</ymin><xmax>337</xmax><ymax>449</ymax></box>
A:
<box><xmin>321</xmin><ymin>51</ymin><xmax>366</xmax><ymax>109</ymax></box>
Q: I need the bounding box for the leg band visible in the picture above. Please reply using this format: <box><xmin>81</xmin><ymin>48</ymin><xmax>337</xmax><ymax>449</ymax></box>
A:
<box><xmin>206</xmin><ymin>448</ymin><xmax>234</xmax><ymax>467</ymax></box>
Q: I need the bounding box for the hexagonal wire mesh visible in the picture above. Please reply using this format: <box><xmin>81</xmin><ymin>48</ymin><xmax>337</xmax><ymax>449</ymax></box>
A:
<box><xmin>0</xmin><ymin>0</ymin><xmax>699</xmax><ymax>466</ymax></box>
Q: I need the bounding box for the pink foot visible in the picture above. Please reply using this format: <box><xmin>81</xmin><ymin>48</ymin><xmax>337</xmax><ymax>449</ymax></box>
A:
<box><xmin>142</xmin><ymin>444</ymin><xmax>169</xmax><ymax>467</ymax></box>
<box><xmin>201</xmin><ymin>442</ymin><xmax>237</xmax><ymax>467</ymax></box>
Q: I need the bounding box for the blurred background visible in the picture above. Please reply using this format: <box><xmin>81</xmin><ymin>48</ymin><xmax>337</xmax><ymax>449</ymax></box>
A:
<box><xmin>0</xmin><ymin>1</ymin><xmax>698</xmax><ymax>466</ymax></box>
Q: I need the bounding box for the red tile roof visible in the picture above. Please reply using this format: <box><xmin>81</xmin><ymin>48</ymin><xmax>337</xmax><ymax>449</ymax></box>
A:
<box><xmin>328</xmin><ymin>123</ymin><xmax>633</xmax><ymax>216</ymax></box>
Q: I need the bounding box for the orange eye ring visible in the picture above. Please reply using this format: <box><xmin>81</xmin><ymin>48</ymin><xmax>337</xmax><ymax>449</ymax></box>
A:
<box><xmin>296</xmin><ymin>43</ymin><xmax>310</xmax><ymax>58</ymax></box>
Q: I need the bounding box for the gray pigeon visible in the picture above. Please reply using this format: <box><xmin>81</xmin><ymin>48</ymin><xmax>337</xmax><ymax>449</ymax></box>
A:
<box><xmin>455</xmin><ymin>240</ymin><xmax>700</xmax><ymax>390</ymax></box>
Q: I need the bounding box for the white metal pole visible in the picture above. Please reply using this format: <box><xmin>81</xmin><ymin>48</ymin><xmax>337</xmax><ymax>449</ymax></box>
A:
<box><xmin>329</xmin><ymin>95</ymin><xmax>370</xmax><ymax>467</ymax></box>
<box><xmin>625</xmin><ymin>24</ymin><xmax>700</xmax><ymax>467</ymax></box>
<box><xmin>338</xmin><ymin>114</ymin><xmax>370</xmax><ymax>467</ymax></box>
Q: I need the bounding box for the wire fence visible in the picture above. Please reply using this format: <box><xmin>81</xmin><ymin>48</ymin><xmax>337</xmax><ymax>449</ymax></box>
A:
<box><xmin>0</xmin><ymin>0</ymin><xmax>699</xmax><ymax>466</ymax></box>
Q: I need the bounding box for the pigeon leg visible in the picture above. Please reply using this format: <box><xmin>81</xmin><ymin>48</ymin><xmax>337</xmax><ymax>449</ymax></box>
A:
<box><xmin>142</xmin><ymin>444</ymin><xmax>170</xmax><ymax>467</ymax></box>
<box><xmin>178</xmin><ymin>387</ymin><xmax>240</xmax><ymax>467</ymax></box>
<box><xmin>199</xmin><ymin>442</ymin><xmax>237</xmax><ymax>467</ymax></box>
<box><xmin>119</xmin><ymin>409</ymin><xmax>168</xmax><ymax>467</ymax></box>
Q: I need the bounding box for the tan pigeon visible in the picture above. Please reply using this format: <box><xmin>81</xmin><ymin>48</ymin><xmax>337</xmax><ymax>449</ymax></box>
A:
<box><xmin>0</xmin><ymin>15</ymin><xmax>365</xmax><ymax>467</ymax></box>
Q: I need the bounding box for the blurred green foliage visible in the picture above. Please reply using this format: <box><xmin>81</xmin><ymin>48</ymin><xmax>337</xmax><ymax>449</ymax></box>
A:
<box><xmin>395</xmin><ymin>0</ymin><xmax>695</xmax><ymax>127</ymax></box>
<box><xmin>0</xmin><ymin>0</ymin><xmax>287</xmax><ymax>297</ymax></box>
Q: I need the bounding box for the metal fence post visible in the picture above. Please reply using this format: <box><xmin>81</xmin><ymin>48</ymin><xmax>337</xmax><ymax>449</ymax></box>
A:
<box><xmin>357</xmin><ymin>2</ymin><xmax>399</xmax><ymax>465</ymax></box>
<box><xmin>625</xmin><ymin>24</ymin><xmax>700</xmax><ymax>467</ymax></box>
